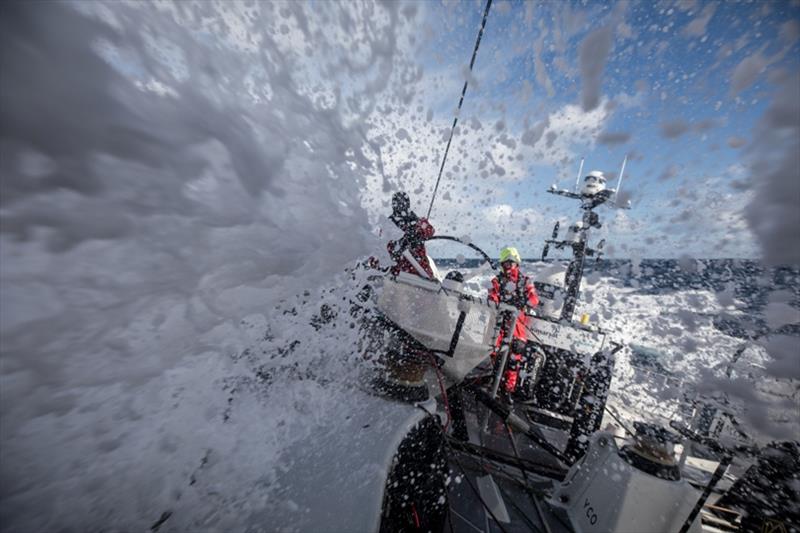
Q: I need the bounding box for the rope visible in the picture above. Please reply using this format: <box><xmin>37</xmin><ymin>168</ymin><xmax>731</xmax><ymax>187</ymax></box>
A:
<box><xmin>446</xmin><ymin>430</ymin><xmax>553</xmax><ymax>531</ymax></box>
<box><xmin>449</xmin><ymin>451</ymin><xmax>511</xmax><ymax>533</ymax></box>
<box><xmin>604</xmin><ymin>404</ymin><xmax>635</xmax><ymax>436</ymax></box>
<box><xmin>503</xmin><ymin>424</ymin><xmax>548</xmax><ymax>532</ymax></box>
<box><xmin>427</xmin><ymin>353</ymin><xmax>452</xmax><ymax>432</ymax></box>
<box><xmin>426</xmin><ymin>0</ymin><xmax>493</xmax><ymax>219</ymax></box>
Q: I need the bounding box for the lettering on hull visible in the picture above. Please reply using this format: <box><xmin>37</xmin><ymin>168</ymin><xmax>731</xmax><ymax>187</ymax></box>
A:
<box><xmin>584</xmin><ymin>498</ymin><xmax>598</xmax><ymax>525</ymax></box>
<box><xmin>528</xmin><ymin>317</ymin><xmax>606</xmax><ymax>356</ymax></box>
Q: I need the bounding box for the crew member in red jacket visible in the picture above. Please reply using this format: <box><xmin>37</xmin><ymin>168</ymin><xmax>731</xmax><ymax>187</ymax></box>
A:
<box><xmin>374</xmin><ymin>192</ymin><xmax>436</xmax><ymax>402</ymax></box>
<box><xmin>386</xmin><ymin>192</ymin><xmax>435</xmax><ymax>279</ymax></box>
<box><xmin>488</xmin><ymin>246</ymin><xmax>539</xmax><ymax>393</ymax></box>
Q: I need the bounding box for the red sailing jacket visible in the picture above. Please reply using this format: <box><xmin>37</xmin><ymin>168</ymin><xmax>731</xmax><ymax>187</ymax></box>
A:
<box><xmin>387</xmin><ymin>218</ymin><xmax>435</xmax><ymax>278</ymax></box>
<box><xmin>488</xmin><ymin>264</ymin><xmax>539</xmax><ymax>343</ymax></box>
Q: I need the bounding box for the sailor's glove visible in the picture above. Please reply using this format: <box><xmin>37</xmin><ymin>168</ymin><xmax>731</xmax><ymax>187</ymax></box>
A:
<box><xmin>386</xmin><ymin>240</ymin><xmax>402</xmax><ymax>261</ymax></box>
<box><xmin>511</xmin><ymin>339</ymin><xmax>527</xmax><ymax>355</ymax></box>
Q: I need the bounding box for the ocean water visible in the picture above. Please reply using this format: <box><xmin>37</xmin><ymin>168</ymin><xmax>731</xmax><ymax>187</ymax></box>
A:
<box><xmin>432</xmin><ymin>257</ymin><xmax>799</xmax><ymax>443</ymax></box>
<box><xmin>435</xmin><ymin>258</ymin><xmax>800</xmax><ymax>337</ymax></box>
<box><xmin>2</xmin><ymin>256</ymin><xmax>797</xmax><ymax>531</ymax></box>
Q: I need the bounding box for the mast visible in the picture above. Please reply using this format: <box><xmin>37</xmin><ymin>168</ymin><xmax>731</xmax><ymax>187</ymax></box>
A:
<box><xmin>561</xmin><ymin>207</ymin><xmax>594</xmax><ymax>321</ymax></box>
<box><xmin>543</xmin><ymin>165</ymin><xmax>626</xmax><ymax>322</ymax></box>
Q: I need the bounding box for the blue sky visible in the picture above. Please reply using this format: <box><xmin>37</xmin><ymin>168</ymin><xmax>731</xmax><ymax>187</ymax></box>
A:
<box><xmin>377</xmin><ymin>0</ymin><xmax>800</xmax><ymax>260</ymax></box>
<box><xmin>3</xmin><ymin>0</ymin><xmax>797</xmax><ymax>265</ymax></box>
<box><xmin>79</xmin><ymin>0</ymin><xmax>798</xmax><ymax>261</ymax></box>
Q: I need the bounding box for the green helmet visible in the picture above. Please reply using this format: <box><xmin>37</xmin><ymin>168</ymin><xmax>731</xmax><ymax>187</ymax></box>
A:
<box><xmin>499</xmin><ymin>247</ymin><xmax>521</xmax><ymax>265</ymax></box>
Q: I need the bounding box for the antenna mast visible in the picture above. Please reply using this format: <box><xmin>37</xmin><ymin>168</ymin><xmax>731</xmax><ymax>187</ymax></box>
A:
<box><xmin>613</xmin><ymin>154</ymin><xmax>628</xmax><ymax>205</ymax></box>
<box><xmin>543</xmin><ymin>163</ymin><xmax>630</xmax><ymax>321</ymax></box>
<box><xmin>573</xmin><ymin>157</ymin><xmax>585</xmax><ymax>194</ymax></box>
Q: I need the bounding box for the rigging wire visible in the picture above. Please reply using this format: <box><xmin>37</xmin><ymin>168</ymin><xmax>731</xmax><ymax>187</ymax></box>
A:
<box><xmin>446</xmin><ymin>430</ymin><xmax>552</xmax><ymax>531</ymax></box>
<box><xmin>448</xmin><ymin>508</ymin><xmax>486</xmax><ymax>533</ymax></box>
<box><xmin>604</xmin><ymin>404</ymin><xmax>635</xmax><ymax>436</ymax></box>
<box><xmin>447</xmin><ymin>493</ymin><xmax>457</xmax><ymax>533</ymax></box>
<box><xmin>448</xmin><ymin>451</ymin><xmax>512</xmax><ymax>533</ymax></box>
<box><xmin>426</xmin><ymin>0</ymin><xmax>493</xmax><ymax>219</ymax></box>
<box><xmin>493</xmin><ymin>481</ymin><xmax>540</xmax><ymax>531</ymax></box>
<box><xmin>504</xmin><ymin>424</ymin><xmax>553</xmax><ymax>533</ymax></box>
<box><xmin>427</xmin><ymin>353</ymin><xmax>452</xmax><ymax>432</ymax></box>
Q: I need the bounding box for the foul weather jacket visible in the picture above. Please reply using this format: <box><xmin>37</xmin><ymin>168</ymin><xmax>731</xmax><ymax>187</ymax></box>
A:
<box><xmin>387</xmin><ymin>218</ymin><xmax>435</xmax><ymax>278</ymax></box>
<box><xmin>488</xmin><ymin>264</ymin><xmax>539</xmax><ymax>344</ymax></box>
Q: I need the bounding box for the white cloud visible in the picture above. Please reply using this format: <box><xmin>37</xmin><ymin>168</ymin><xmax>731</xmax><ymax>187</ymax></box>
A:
<box><xmin>359</xmin><ymin>96</ymin><xmax>611</xmax><ymax>239</ymax></box>
<box><xmin>530</xmin><ymin>102</ymin><xmax>611</xmax><ymax>171</ymax></box>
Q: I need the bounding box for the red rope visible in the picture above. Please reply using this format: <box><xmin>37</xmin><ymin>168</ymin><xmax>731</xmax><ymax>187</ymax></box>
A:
<box><xmin>411</xmin><ymin>502</ymin><xmax>421</xmax><ymax>528</ymax></box>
